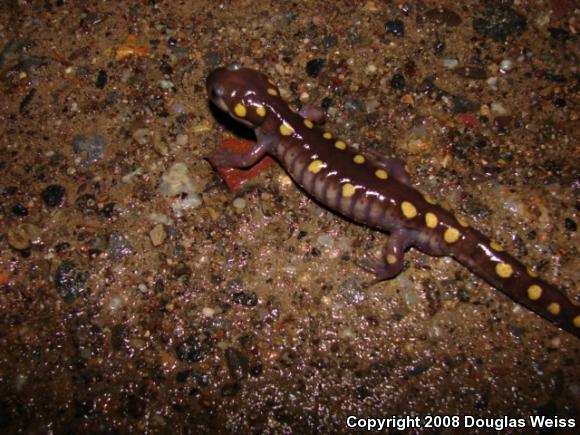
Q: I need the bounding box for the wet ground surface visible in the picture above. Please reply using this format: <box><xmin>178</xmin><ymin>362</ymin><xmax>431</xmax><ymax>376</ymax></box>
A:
<box><xmin>0</xmin><ymin>0</ymin><xmax>579</xmax><ymax>433</ymax></box>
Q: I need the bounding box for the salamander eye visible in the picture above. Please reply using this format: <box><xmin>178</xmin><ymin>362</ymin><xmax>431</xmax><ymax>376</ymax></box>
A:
<box><xmin>210</xmin><ymin>85</ymin><xmax>224</xmax><ymax>99</ymax></box>
<box><xmin>226</xmin><ymin>62</ymin><xmax>241</xmax><ymax>71</ymax></box>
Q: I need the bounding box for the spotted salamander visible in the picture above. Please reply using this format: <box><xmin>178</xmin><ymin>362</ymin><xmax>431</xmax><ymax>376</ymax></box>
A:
<box><xmin>206</xmin><ymin>64</ymin><xmax>579</xmax><ymax>338</ymax></box>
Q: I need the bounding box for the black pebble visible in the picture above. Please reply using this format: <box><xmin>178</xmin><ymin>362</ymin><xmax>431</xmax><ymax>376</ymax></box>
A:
<box><xmin>548</xmin><ymin>27</ymin><xmax>571</xmax><ymax>42</ymax></box>
<box><xmin>249</xmin><ymin>364</ymin><xmax>263</xmax><ymax>377</ymax></box>
<box><xmin>321</xmin><ymin>96</ymin><xmax>333</xmax><ymax>110</ymax></box>
<box><xmin>306</xmin><ymin>58</ymin><xmax>325</xmax><ymax>78</ymax></box>
<box><xmin>3</xmin><ymin>186</ymin><xmax>17</xmax><ymax>195</ymax></box>
<box><xmin>54</xmin><ymin>261</ymin><xmax>88</xmax><ymax>303</ymax></box>
<box><xmin>231</xmin><ymin>291</ymin><xmax>258</xmax><ymax>307</ymax></box>
<box><xmin>96</xmin><ymin>69</ymin><xmax>107</xmax><ymax>89</ymax></box>
<box><xmin>390</xmin><ymin>73</ymin><xmax>406</xmax><ymax>90</ymax></box>
<box><xmin>175</xmin><ymin>336</ymin><xmax>205</xmax><ymax>363</ymax></box>
<box><xmin>11</xmin><ymin>204</ymin><xmax>28</xmax><ymax>216</ymax></box>
<box><xmin>322</xmin><ymin>35</ymin><xmax>337</xmax><ymax>48</ymax></box>
<box><xmin>564</xmin><ymin>218</ymin><xmax>576</xmax><ymax>231</ymax></box>
<box><xmin>385</xmin><ymin>19</ymin><xmax>405</xmax><ymax>37</ymax></box>
<box><xmin>41</xmin><ymin>184</ymin><xmax>66</xmax><ymax>207</ymax></box>
<box><xmin>553</xmin><ymin>98</ymin><xmax>566</xmax><ymax>108</ymax></box>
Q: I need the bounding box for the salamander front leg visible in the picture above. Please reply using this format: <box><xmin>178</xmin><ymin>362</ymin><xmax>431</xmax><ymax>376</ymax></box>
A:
<box><xmin>366</xmin><ymin>150</ymin><xmax>412</xmax><ymax>185</ymax></box>
<box><xmin>357</xmin><ymin>229</ymin><xmax>412</xmax><ymax>283</ymax></box>
<box><xmin>207</xmin><ymin>133</ymin><xmax>276</xmax><ymax>168</ymax></box>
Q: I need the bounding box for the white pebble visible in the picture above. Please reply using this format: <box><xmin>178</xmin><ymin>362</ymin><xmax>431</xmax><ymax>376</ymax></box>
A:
<box><xmin>443</xmin><ymin>58</ymin><xmax>459</xmax><ymax>69</ymax></box>
<box><xmin>490</xmin><ymin>101</ymin><xmax>509</xmax><ymax>116</ymax></box>
<box><xmin>175</xmin><ymin>133</ymin><xmax>188</xmax><ymax>146</ymax></box>
<box><xmin>159</xmin><ymin>79</ymin><xmax>174</xmax><ymax>90</ymax></box>
<box><xmin>316</xmin><ymin>234</ymin><xmax>334</xmax><ymax>248</ymax></box>
<box><xmin>366</xmin><ymin>64</ymin><xmax>377</xmax><ymax>74</ymax></box>
<box><xmin>202</xmin><ymin>307</ymin><xmax>215</xmax><ymax>317</ymax></box>
<box><xmin>486</xmin><ymin>76</ymin><xmax>498</xmax><ymax>89</ymax></box>
<box><xmin>499</xmin><ymin>59</ymin><xmax>514</xmax><ymax>74</ymax></box>
<box><xmin>108</xmin><ymin>296</ymin><xmax>124</xmax><ymax>310</ymax></box>
<box><xmin>232</xmin><ymin>197</ymin><xmax>246</xmax><ymax>209</ymax></box>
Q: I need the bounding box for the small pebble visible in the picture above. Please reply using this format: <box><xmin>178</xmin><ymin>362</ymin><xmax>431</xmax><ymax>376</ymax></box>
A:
<box><xmin>443</xmin><ymin>58</ymin><xmax>459</xmax><ymax>69</ymax></box>
<box><xmin>499</xmin><ymin>59</ymin><xmax>513</xmax><ymax>73</ymax></box>
<box><xmin>11</xmin><ymin>204</ymin><xmax>28</xmax><ymax>216</ymax></box>
<box><xmin>150</xmin><ymin>224</ymin><xmax>166</xmax><ymax>246</ymax></box>
<box><xmin>71</xmin><ymin>134</ymin><xmax>107</xmax><ymax>168</ymax></box>
<box><xmin>108</xmin><ymin>296</ymin><xmax>124</xmax><ymax>310</ymax></box>
<box><xmin>490</xmin><ymin>102</ymin><xmax>509</xmax><ymax>116</ymax></box>
<box><xmin>322</xmin><ymin>34</ymin><xmax>337</xmax><ymax>48</ymax></box>
<box><xmin>424</xmin><ymin>8</ymin><xmax>462</xmax><ymax>26</ymax></box>
<box><xmin>107</xmin><ymin>232</ymin><xmax>133</xmax><ymax>260</ymax></box>
<box><xmin>175</xmin><ymin>134</ymin><xmax>188</xmax><ymax>146</ymax></box>
<box><xmin>159</xmin><ymin>79</ymin><xmax>174</xmax><ymax>90</ymax></box>
<box><xmin>55</xmin><ymin>261</ymin><xmax>88</xmax><ymax>304</ymax></box>
<box><xmin>553</xmin><ymin>98</ymin><xmax>566</xmax><ymax>108</ymax></box>
<box><xmin>95</xmin><ymin>69</ymin><xmax>107</xmax><ymax>88</ymax></box>
<box><xmin>316</xmin><ymin>234</ymin><xmax>334</xmax><ymax>249</ymax></box>
<box><xmin>306</xmin><ymin>58</ymin><xmax>325</xmax><ymax>78</ymax></box>
<box><xmin>365</xmin><ymin>64</ymin><xmax>377</xmax><ymax>74</ymax></box>
<box><xmin>202</xmin><ymin>307</ymin><xmax>215</xmax><ymax>317</ymax></box>
<box><xmin>41</xmin><ymin>184</ymin><xmax>66</xmax><ymax>207</ymax></box>
<box><xmin>133</xmin><ymin>128</ymin><xmax>151</xmax><ymax>145</ymax></box>
<box><xmin>390</xmin><ymin>73</ymin><xmax>406</xmax><ymax>90</ymax></box>
<box><xmin>385</xmin><ymin>19</ymin><xmax>405</xmax><ymax>37</ymax></box>
<box><xmin>564</xmin><ymin>218</ymin><xmax>576</xmax><ymax>231</ymax></box>
<box><xmin>232</xmin><ymin>197</ymin><xmax>246</xmax><ymax>210</ymax></box>
<box><xmin>7</xmin><ymin>223</ymin><xmax>41</xmax><ymax>250</ymax></box>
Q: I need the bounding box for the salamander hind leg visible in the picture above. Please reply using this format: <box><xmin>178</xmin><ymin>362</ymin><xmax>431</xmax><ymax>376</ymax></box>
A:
<box><xmin>299</xmin><ymin>104</ymin><xmax>326</xmax><ymax>125</ymax></box>
<box><xmin>357</xmin><ymin>229</ymin><xmax>413</xmax><ymax>284</ymax></box>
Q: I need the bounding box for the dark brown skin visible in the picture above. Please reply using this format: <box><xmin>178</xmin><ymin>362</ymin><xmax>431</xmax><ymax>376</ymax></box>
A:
<box><xmin>206</xmin><ymin>65</ymin><xmax>579</xmax><ymax>338</ymax></box>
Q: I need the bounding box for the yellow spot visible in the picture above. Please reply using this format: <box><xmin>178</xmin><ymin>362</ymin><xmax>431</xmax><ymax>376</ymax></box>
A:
<box><xmin>279</xmin><ymin>122</ymin><xmax>294</xmax><ymax>136</ymax></box>
<box><xmin>353</xmin><ymin>155</ymin><xmax>365</xmax><ymax>164</ymax></box>
<box><xmin>527</xmin><ymin>268</ymin><xmax>538</xmax><ymax>278</ymax></box>
<box><xmin>342</xmin><ymin>183</ymin><xmax>355</xmax><ymax>198</ymax></box>
<box><xmin>375</xmin><ymin>169</ymin><xmax>388</xmax><ymax>179</ymax></box>
<box><xmin>527</xmin><ymin>285</ymin><xmax>542</xmax><ymax>301</ymax></box>
<box><xmin>490</xmin><ymin>241</ymin><xmax>503</xmax><ymax>252</ymax></box>
<box><xmin>255</xmin><ymin>105</ymin><xmax>266</xmax><ymax>117</ymax></box>
<box><xmin>495</xmin><ymin>263</ymin><xmax>513</xmax><ymax>278</ymax></box>
<box><xmin>424</xmin><ymin>195</ymin><xmax>437</xmax><ymax>205</ymax></box>
<box><xmin>425</xmin><ymin>212</ymin><xmax>438</xmax><ymax>228</ymax></box>
<box><xmin>401</xmin><ymin>201</ymin><xmax>417</xmax><ymax>219</ymax></box>
<box><xmin>304</xmin><ymin>119</ymin><xmax>314</xmax><ymax>128</ymax></box>
<box><xmin>268</xmin><ymin>78</ymin><xmax>276</xmax><ymax>86</ymax></box>
<box><xmin>547</xmin><ymin>303</ymin><xmax>560</xmax><ymax>316</ymax></box>
<box><xmin>267</xmin><ymin>88</ymin><xmax>278</xmax><ymax>96</ymax></box>
<box><xmin>455</xmin><ymin>215</ymin><xmax>469</xmax><ymax>228</ymax></box>
<box><xmin>234</xmin><ymin>103</ymin><xmax>247</xmax><ymax>117</ymax></box>
<box><xmin>444</xmin><ymin>227</ymin><xmax>460</xmax><ymax>243</ymax></box>
<box><xmin>387</xmin><ymin>254</ymin><xmax>397</xmax><ymax>264</ymax></box>
<box><xmin>307</xmin><ymin>159</ymin><xmax>324</xmax><ymax>174</ymax></box>
<box><xmin>335</xmin><ymin>140</ymin><xmax>346</xmax><ymax>150</ymax></box>
<box><xmin>574</xmin><ymin>315</ymin><xmax>580</xmax><ymax>328</ymax></box>
<box><xmin>323</xmin><ymin>132</ymin><xmax>332</xmax><ymax>139</ymax></box>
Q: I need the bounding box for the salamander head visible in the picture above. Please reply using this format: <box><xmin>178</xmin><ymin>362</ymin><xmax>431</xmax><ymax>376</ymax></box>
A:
<box><xmin>206</xmin><ymin>64</ymin><xmax>277</xmax><ymax>128</ymax></box>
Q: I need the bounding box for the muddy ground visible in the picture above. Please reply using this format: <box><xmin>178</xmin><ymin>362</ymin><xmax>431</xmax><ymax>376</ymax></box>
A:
<box><xmin>0</xmin><ymin>0</ymin><xmax>578</xmax><ymax>433</ymax></box>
